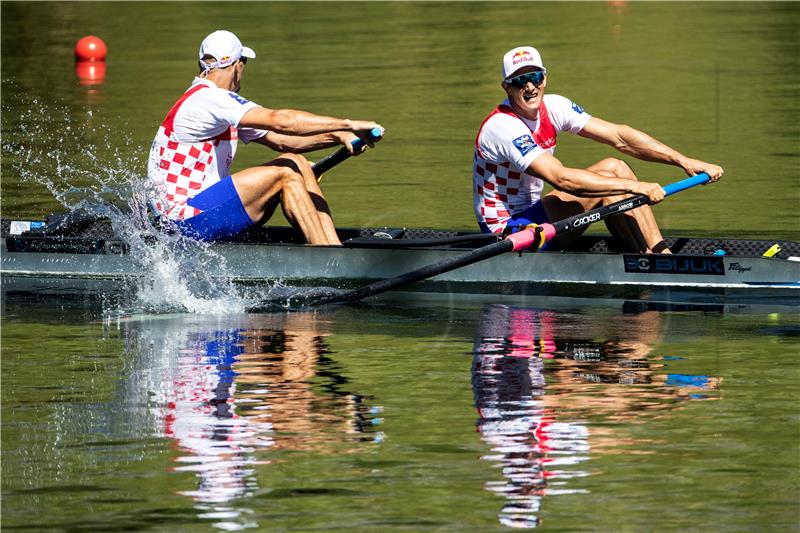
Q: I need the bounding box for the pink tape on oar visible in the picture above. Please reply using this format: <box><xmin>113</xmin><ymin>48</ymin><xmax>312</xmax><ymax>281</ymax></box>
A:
<box><xmin>506</xmin><ymin>230</ymin><xmax>535</xmax><ymax>251</ymax></box>
<box><xmin>540</xmin><ymin>223</ymin><xmax>556</xmax><ymax>241</ymax></box>
<box><xmin>505</xmin><ymin>223</ymin><xmax>557</xmax><ymax>252</ymax></box>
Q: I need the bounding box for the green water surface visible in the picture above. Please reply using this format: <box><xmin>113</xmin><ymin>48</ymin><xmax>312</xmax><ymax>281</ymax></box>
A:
<box><xmin>2</xmin><ymin>2</ymin><xmax>799</xmax><ymax>532</ymax></box>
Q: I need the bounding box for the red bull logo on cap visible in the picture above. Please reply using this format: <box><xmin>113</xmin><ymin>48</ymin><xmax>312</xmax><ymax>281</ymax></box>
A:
<box><xmin>512</xmin><ymin>50</ymin><xmax>532</xmax><ymax>65</ymax></box>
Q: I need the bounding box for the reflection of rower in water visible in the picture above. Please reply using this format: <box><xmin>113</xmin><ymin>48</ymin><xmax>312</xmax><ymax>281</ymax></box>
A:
<box><xmin>471</xmin><ymin>304</ymin><xmax>720</xmax><ymax>529</ymax></box>
<box><xmin>153</xmin><ymin>313</ymin><xmax>380</xmax><ymax>529</ymax></box>
<box><xmin>161</xmin><ymin>328</ymin><xmax>261</xmax><ymax>508</ymax></box>
<box><xmin>472</xmin><ymin>305</ymin><xmax>590</xmax><ymax>529</ymax></box>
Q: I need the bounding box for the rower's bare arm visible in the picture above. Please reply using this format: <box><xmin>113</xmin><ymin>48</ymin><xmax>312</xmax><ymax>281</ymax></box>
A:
<box><xmin>255</xmin><ymin>131</ymin><xmax>349</xmax><ymax>153</ymax></box>
<box><xmin>239</xmin><ymin>107</ymin><xmax>382</xmax><ymax>140</ymax></box>
<box><xmin>578</xmin><ymin>117</ymin><xmax>724</xmax><ymax>181</ymax></box>
<box><xmin>528</xmin><ymin>152</ymin><xmax>666</xmax><ymax>203</ymax></box>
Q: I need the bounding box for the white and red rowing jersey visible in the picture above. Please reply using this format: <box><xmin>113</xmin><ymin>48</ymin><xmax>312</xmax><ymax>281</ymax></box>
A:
<box><xmin>147</xmin><ymin>78</ymin><xmax>268</xmax><ymax>220</ymax></box>
<box><xmin>473</xmin><ymin>94</ymin><xmax>591</xmax><ymax>233</ymax></box>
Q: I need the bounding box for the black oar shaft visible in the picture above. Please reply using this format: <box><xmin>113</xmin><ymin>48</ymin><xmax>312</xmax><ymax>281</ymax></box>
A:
<box><xmin>309</xmin><ymin>173</ymin><xmax>710</xmax><ymax>306</ymax></box>
<box><xmin>315</xmin><ymin>193</ymin><xmax>654</xmax><ymax>306</ymax></box>
<box><xmin>549</xmin><ymin>194</ymin><xmax>650</xmax><ymax>234</ymax></box>
<box><xmin>549</xmin><ymin>172</ymin><xmax>711</xmax><ymax>236</ymax></box>
<box><xmin>312</xmin><ymin>148</ymin><xmax>351</xmax><ymax>177</ymax></box>
<box><xmin>314</xmin><ymin>239</ymin><xmax>514</xmax><ymax>305</ymax></box>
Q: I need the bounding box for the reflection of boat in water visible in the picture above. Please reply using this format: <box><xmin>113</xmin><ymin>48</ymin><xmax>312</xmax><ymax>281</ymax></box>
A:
<box><xmin>2</xmin><ymin>213</ymin><xmax>799</xmax><ymax>303</ymax></box>
<box><xmin>471</xmin><ymin>304</ymin><xmax>721</xmax><ymax>528</ymax></box>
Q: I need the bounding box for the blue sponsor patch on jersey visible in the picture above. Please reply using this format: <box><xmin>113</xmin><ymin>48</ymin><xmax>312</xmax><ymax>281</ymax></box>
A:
<box><xmin>228</xmin><ymin>92</ymin><xmax>250</xmax><ymax>105</ymax></box>
<box><xmin>571</xmin><ymin>101</ymin><xmax>585</xmax><ymax>114</ymax></box>
<box><xmin>512</xmin><ymin>134</ymin><xmax>537</xmax><ymax>156</ymax></box>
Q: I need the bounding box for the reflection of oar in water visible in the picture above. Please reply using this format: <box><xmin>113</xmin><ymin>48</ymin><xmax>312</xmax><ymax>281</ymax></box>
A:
<box><xmin>312</xmin><ymin>127</ymin><xmax>383</xmax><ymax>179</ymax></box>
<box><xmin>308</xmin><ymin>173</ymin><xmax>711</xmax><ymax>306</ymax></box>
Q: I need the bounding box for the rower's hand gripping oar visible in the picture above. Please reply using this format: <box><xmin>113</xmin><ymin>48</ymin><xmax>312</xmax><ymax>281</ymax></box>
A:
<box><xmin>538</xmin><ymin>172</ymin><xmax>711</xmax><ymax>237</ymax></box>
<box><xmin>310</xmin><ymin>173</ymin><xmax>711</xmax><ymax>306</ymax></box>
<box><xmin>312</xmin><ymin>127</ymin><xmax>384</xmax><ymax>179</ymax></box>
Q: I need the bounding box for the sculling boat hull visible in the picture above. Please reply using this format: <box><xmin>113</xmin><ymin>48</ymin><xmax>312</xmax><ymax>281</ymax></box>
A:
<box><xmin>2</xmin><ymin>216</ymin><xmax>799</xmax><ymax>303</ymax></box>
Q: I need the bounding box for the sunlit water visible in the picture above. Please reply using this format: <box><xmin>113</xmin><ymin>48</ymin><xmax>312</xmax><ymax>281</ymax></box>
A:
<box><xmin>2</xmin><ymin>296</ymin><xmax>798</xmax><ymax>531</ymax></box>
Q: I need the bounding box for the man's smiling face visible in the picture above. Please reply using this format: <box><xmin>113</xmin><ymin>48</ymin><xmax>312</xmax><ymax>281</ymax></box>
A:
<box><xmin>502</xmin><ymin>67</ymin><xmax>547</xmax><ymax>120</ymax></box>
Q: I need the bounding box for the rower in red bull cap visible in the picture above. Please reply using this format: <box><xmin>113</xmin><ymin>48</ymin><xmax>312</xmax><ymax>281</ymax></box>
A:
<box><xmin>148</xmin><ymin>30</ymin><xmax>384</xmax><ymax>244</ymax></box>
<box><xmin>473</xmin><ymin>46</ymin><xmax>724</xmax><ymax>252</ymax></box>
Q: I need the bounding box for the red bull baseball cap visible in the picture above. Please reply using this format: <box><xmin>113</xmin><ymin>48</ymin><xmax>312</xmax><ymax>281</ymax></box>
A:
<box><xmin>502</xmin><ymin>46</ymin><xmax>545</xmax><ymax>80</ymax></box>
<box><xmin>198</xmin><ymin>30</ymin><xmax>256</xmax><ymax>70</ymax></box>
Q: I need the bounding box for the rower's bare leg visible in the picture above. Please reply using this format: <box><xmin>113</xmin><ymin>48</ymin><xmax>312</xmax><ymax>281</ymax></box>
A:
<box><xmin>291</xmin><ymin>156</ymin><xmax>340</xmax><ymax>244</ymax></box>
<box><xmin>541</xmin><ymin>191</ymin><xmax>600</xmax><ymax>248</ymax></box>
<box><xmin>586</xmin><ymin>158</ymin><xmax>670</xmax><ymax>254</ymax></box>
<box><xmin>231</xmin><ymin>156</ymin><xmax>339</xmax><ymax>245</ymax></box>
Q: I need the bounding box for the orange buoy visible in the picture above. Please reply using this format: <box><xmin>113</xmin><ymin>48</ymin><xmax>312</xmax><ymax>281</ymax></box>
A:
<box><xmin>75</xmin><ymin>35</ymin><xmax>107</xmax><ymax>62</ymax></box>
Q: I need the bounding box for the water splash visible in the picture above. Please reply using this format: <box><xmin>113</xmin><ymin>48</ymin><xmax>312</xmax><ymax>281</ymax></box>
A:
<box><xmin>1</xmin><ymin>87</ymin><xmax>269</xmax><ymax>314</ymax></box>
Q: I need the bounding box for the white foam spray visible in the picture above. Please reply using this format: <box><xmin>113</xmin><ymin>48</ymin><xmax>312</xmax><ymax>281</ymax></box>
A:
<box><xmin>2</xmin><ymin>88</ymin><xmax>277</xmax><ymax>314</ymax></box>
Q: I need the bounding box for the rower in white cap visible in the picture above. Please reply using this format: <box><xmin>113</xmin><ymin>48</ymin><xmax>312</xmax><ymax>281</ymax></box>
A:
<box><xmin>148</xmin><ymin>30</ymin><xmax>383</xmax><ymax>244</ymax></box>
<box><xmin>472</xmin><ymin>46</ymin><xmax>723</xmax><ymax>252</ymax></box>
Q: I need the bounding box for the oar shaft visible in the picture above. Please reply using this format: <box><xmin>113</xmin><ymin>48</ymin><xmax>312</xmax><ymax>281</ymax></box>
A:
<box><xmin>313</xmin><ymin>239</ymin><xmax>514</xmax><ymax>305</ymax></box>
<box><xmin>310</xmin><ymin>173</ymin><xmax>710</xmax><ymax>306</ymax></box>
<box><xmin>545</xmin><ymin>173</ymin><xmax>710</xmax><ymax>236</ymax></box>
<box><xmin>312</xmin><ymin>127</ymin><xmax>383</xmax><ymax>178</ymax></box>
<box><xmin>548</xmin><ymin>194</ymin><xmax>650</xmax><ymax>234</ymax></box>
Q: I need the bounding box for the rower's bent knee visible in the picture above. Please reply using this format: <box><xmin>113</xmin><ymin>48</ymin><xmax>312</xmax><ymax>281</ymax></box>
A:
<box><xmin>282</xmin><ymin>175</ymin><xmax>308</xmax><ymax>193</ymax></box>
<box><xmin>276</xmin><ymin>153</ymin><xmax>312</xmax><ymax>172</ymax></box>
<box><xmin>594</xmin><ymin>158</ymin><xmax>636</xmax><ymax>180</ymax></box>
<box><xmin>258</xmin><ymin>156</ymin><xmax>306</xmax><ymax>186</ymax></box>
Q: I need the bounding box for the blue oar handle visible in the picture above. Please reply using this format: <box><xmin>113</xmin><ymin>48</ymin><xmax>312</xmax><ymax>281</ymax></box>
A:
<box><xmin>352</xmin><ymin>127</ymin><xmax>384</xmax><ymax>150</ymax></box>
<box><xmin>312</xmin><ymin>127</ymin><xmax>384</xmax><ymax>179</ymax></box>
<box><xmin>663</xmin><ymin>172</ymin><xmax>710</xmax><ymax>196</ymax></box>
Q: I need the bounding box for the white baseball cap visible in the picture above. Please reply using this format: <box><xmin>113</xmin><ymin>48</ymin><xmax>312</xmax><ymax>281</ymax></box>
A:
<box><xmin>502</xmin><ymin>46</ymin><xmax>545</xmax><ymax>80</ymax></box>
<box><xmin>198</xmin><ymin>30</ymin><xmax>256</xmax><ymax>70</ymax></box>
